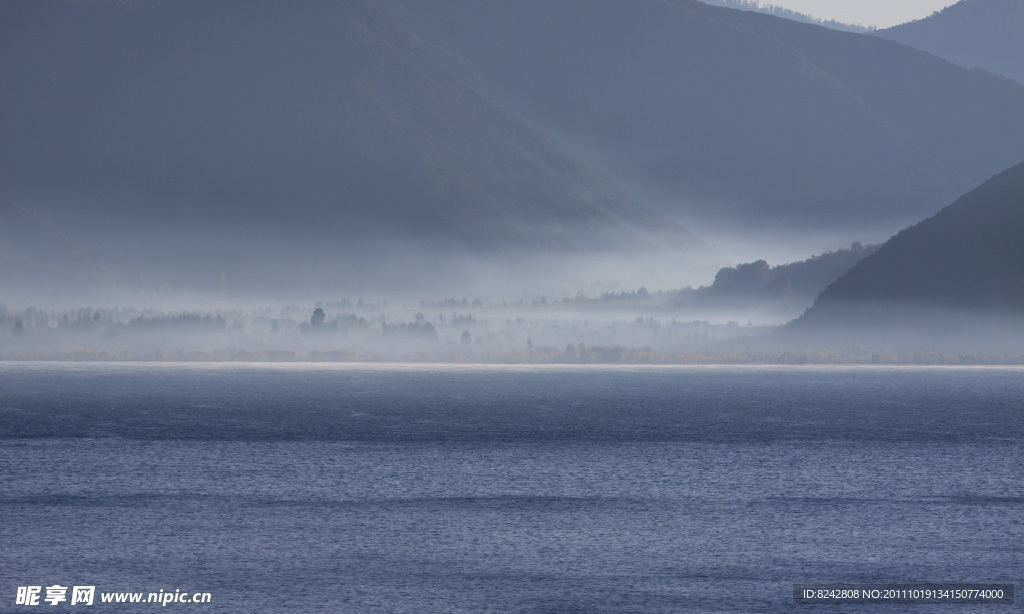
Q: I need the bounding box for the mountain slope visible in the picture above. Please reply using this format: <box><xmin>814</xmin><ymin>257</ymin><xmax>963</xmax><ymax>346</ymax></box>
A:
<box><xmin>878</xmin><ymin>0</ymin><xmax>1024</xmax><ymax>85</ymax></box>
<box><xmin>393</xmin><ymin>0</ymin><xmax>1024</xmax><ymax>235</ymax></box>
<box><xmin>0</xmin><ymin>0</ymin><xmax>678</xmax><ymax>257</ymax></box>
<box><xmin>680</xmin><ymin>242</ymin><xmax>880</xmax><ymax>303</ymax></box>
<box><xmin>790</xmin><ymin>161</ymin><xmax>1024</xmax><ymax>347</ymax></box>
<box><xmin>672</xmin><ymin>242</ymin><xmax>879</xmax><ymax>321</ymax></box>
<box><xmin>0</xmin><ymin>199</ymin><xmax>123</xmax><ymax>303</ymax></box>
<box><xmin>698</xmin><ymin>0</ymin><xmax>872</xmax><ymax>32</ymax></box>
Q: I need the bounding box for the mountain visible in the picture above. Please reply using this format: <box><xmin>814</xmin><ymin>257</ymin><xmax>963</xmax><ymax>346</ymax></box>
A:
<box><xmin>0</xmin><ymin>198</ymin><xmax>123</xmax><ymax>304</ymax></box>
<box><xmin>680</xmin><ymin>242</ymin><xmax>880</xmax><ymax>303</ymax></box>
<box><xmin>392</xmin><ymin>0</ymin><xmax>1024</xmax><ymax>236</ymax></box>
<box><xmin>878</xmin><ymin>0</ymin><xmax>1024</xmax><ymax>85</ymax></box>
<box><xmin>789</xmin><ymin>161</ymin><xmax>1024</xmax><ymax>348</ymax></box>
<box><xmin>697</xmin><ymin>0</ymin><xmax>872</xmax><ymax>33</ymax></box>
<box><xmin>674</xmin><ymin>242</ymin><xmax>880</xmax><ymax>321</ymax></box>
<box><xmin>0</xmin><ymin>0</ymin><xmax>686</xmax><ymax>296</ymax></box>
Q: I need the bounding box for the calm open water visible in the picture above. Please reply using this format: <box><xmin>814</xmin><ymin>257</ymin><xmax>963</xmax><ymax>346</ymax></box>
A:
<box><xmin>1</xmin><ymin>363</ymin><xmax>1021</xmax><ymax>613</ymax></box>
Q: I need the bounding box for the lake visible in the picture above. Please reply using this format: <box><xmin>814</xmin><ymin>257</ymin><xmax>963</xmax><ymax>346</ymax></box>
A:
<box><xmin>1</xmin><ymin>363</ymin><xmax>1020</xmax><ymax>612</ymax></box>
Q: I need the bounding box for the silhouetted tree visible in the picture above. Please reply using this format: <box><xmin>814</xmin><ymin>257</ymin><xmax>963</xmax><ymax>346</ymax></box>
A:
<box><xmin>310</xmin><ymin>308</ymin><xmax>325</xmax><ymax>327</ymax></box>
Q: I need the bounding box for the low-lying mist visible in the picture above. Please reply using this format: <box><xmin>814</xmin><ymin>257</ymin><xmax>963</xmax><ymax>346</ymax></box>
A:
<box><xmin>3</xmin><ymin>287</ymin><xmax>1022</xmax><ymax>365</ymax></box>
<box><xmin>4</xmin><ymin>199</ymin><xmax>1019</xmax><ymax>364</ymax></box>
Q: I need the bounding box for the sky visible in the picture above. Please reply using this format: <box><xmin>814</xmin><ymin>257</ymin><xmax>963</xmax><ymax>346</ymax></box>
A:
<box><xmin>757</xmin><ymin>0</ymin><xmax>959</xmax><ymax>29</ymax></box>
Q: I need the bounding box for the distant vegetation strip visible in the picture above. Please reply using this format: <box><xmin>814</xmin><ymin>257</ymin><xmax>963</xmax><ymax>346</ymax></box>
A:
<box><xmin>2</xmin><ymin>348</ymin><xmax>1022</xmax><ymax>366</ymax></box>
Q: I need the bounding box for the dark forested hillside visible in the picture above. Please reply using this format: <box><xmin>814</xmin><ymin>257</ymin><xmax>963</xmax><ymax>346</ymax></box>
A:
<box><xmin>681</xmin><ymin>243</ymin><xmax>879</xmax><ymax>302</ymax></box>
<box><xmin>394</xmin><ymin>0</ymin><xmax>1024</xmax><ymax>235</ymax></box>
<box><xmin>878</xmin><ymin>0</ymin><xmax>1024</xmax><ymax>85</ymax></box>
<box><xmin>790</xmin><ymin>162</ymin><xmax>1024</xmax><ymax>347</ymax></box>
<box><xmin>674</xmin><ymin>242</ymin><xmax>879</xmax><ymax>319</ymax></box>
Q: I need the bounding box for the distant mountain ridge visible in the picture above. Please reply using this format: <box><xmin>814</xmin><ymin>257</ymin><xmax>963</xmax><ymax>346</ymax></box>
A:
<box><xmin>697</xmin><ymin>0</ymin><xmax>872</xmax><ymax>32</ymax></box>
<box><xmin>394</xmin><ymin>0</ymin><xmax>1024</xmax><ymax>235</ymax></box>
<box><xmin>878</xmin><ymin>0</ymin><xmax>1024</xmax><ymax>85</ymax></box>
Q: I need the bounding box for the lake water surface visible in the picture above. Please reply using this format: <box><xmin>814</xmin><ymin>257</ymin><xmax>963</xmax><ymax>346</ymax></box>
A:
<box><xmin>1</xmin><ymin>364</ymin><xmax>1021</xmax><ymax>612</ymax></box>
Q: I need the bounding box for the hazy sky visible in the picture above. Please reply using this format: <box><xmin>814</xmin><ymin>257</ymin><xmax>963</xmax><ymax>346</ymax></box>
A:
<box><xmin>757</xmin><ymin>0</ymin><xmax>959</xmax><ymax>28</ymax></box>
